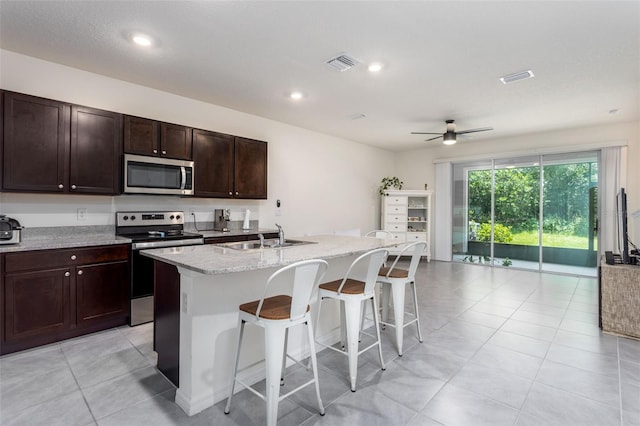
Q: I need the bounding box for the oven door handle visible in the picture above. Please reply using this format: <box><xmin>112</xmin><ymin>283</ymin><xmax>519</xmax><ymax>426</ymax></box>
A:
<box><xmin>180</xmin><ymin>166</ymin><xmax>186</xmax><ymax>190</ymax></box>
<box><xmin>132</xmin><ymin>238</ymin><xmax>204</xmax><ymax>250</ymax></box>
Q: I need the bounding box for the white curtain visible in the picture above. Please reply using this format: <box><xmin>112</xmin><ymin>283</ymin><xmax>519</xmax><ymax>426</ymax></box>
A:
<box><xmin>600</xmin><ymin>146</ymin><xmax>627</xmax><ymax>257</ymax></box>
<box><xmin>434</xmin><ymin>162</ymin><xmax>452</xmax><ymax>261</ymax></box>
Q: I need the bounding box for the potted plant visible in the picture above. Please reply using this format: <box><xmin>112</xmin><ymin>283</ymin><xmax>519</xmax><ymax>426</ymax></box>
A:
<box><xmin>378</xmin><ymin>176</ymin><xmax>403</xmax><ymax>195</ymax></box>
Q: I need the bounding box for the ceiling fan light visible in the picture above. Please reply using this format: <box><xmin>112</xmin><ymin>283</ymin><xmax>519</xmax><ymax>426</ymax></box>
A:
<box><xmin>443</xmin><ymin>133</ymin><xmax>456</xmax><ymax>145</ymax></box>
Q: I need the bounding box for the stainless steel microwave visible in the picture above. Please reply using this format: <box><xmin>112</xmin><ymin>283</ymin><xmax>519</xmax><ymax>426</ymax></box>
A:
<box><xmin>124</xmin><ymin>154</ymin><xmax>194</xmax><ymax>195</ymax></box>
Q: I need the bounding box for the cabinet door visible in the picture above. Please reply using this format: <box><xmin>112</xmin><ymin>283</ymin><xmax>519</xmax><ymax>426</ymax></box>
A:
<box><xmin>124</xmin><ymin>115</ymin><xmax>159</xmax><ymax>156</ymax></box>
<box><xmin>4</xmin><ymin>269</ymin><xmax>71</xmax><ymax>342</ymax></box>
<box><xmin>76</xmin><ymin>261</ymin><xmax>129</xmax><ymax>327</ymax></box>
<box><xmin>234</xmin><ymin>137</ymin><xmax>267</xmax><ymax>199</ymax></box>
<box><xmin>70</xmin><ymin>105</ymin><xmax>122</xmax><ymax>194</ymax></box>
<box><xmin>161</xmin><ymin>123</ymin><xmax>192</xmax><ymax>160</ymax></box>
<box><xmin>193</xmin><ymin>129</ymin><xmax>234</xmax><ymax>198</ymax></box>
<box><xmin>3</xmin><ymin>92</ymin><xmax>69</xmax><ymax>192</ymax></box>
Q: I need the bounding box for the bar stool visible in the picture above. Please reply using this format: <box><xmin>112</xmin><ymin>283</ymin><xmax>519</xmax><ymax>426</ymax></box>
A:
<box><xmin>315</xmin><ymin>248</ymin><xmax>388</xmax><ymax>392</ymax></box>
<box><xmin>224</xmin><ymin>259</ymin><xmax>328</xmax><ymax>426</ymax></box>
<box><xmin>377</xmin><ymin>241</ymin><xmax>426</xmax><ymax>356</ymax></box>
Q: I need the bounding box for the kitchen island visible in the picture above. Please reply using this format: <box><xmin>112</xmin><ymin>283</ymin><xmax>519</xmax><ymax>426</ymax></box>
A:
<box><xmin>142</xmin><ymin>234</ymin><xmax>392</xmax><ymax>416</ymax></box>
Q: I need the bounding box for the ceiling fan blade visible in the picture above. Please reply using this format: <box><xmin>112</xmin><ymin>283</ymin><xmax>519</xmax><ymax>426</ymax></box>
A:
<box><xmin>425</xmin><ymin>135</ymin><xmax>443</xmax><ymax>142</ymax></box>
<box><xmin>411</xmin><ymin>132</ymin><xmax>443</xmax><ymax>135</ymax></box>
<box><xmin>457</xmin><ymin>127</ymin><xmax>494</xmax><ymax>135</ymax></box>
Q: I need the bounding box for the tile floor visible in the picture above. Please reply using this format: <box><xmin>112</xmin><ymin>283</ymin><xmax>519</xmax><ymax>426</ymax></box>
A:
<box><xmin>1</xmin><ymin>261</ymin><xmax>639</xmax><ymax>426</ymax></box>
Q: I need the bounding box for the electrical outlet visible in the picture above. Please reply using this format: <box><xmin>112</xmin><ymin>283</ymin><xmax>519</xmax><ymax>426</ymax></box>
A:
<box><xmin>182</xmin><ymin>293</ymin><xmax>188</xmax><ymax>313</ymax></box>
<box><xmin>77</xmin><ymin>208</ymin><xmax>87</xmax><ymax>221</ymax></box>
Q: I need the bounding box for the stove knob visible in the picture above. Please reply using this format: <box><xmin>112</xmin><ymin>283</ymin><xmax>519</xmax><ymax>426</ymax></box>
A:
<box><xmin>170</xmin><ymin>215</ymin><xmax>175</xmax><ymax>220</ymax></box>
<box><xmin>131</xmin><ymin>215</ymin><xmax>136</xmax><ymax>221</ymax></box>
<box><xmin>176</xmin><ymin>215</ymin><xmax>181</xmax><ymax>220</ymax></box>
<box><xmin>123</xmin><ymin>215</ymin><xmax>129</xmax><ymax>221</ymax></box>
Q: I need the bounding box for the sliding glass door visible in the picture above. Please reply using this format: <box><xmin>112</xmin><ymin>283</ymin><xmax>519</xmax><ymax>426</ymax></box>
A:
<box><xmin>452</xmin><ymin>151</ymin><xmax>598</xmax><ymax>276</ymax></box>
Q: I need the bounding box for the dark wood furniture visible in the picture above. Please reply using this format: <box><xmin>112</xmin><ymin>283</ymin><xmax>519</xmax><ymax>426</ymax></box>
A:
<box><xmin>2</xmin><ymin>91</ymin><xmax>122</xmax><ymax>195</ymax></box>
<box><xmin>154</xmin><ymin>232</ymin><xmax>277</xmax><ymax>386</ymax></box>
<box><xmin>1</xmin><ymin>244</ymin><xmax>130</xmax><ymax>355</ymax></box>
<box><xmin>192</xmin><ymin>129</ymin><xmax>267</xmax><ymax>199</ymax></box>
<box><xmin>124</xmin><ymin>115</ymin><xmax>192</xmax><ymax>160</ymax></box>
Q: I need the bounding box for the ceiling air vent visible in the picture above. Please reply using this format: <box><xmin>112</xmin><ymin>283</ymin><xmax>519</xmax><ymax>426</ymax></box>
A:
<box><xmin>500</xmin><ymin>69</ymin><xmax>535</xmax><ymax>84</ymax></box>
<box><xmin>326</xmin><ymin>53</ymin><xmax>360</xmax><ymax>72</ymax></box>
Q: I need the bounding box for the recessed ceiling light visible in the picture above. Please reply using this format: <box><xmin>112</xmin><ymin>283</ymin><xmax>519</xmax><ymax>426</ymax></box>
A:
<box><xmin>290</xmin><ymin>91</ymin><xmax>303</xmax><ymax>100</ymax></box>
<box><xmin>499</xmin><ymin>69</ymin><xmax>534</xmax><ymax>84</ymax></box>
<box><xmin>132</xmin><ymin>33</ymin><xmax>153</xmax><ymax>47</ymax></box>
<box><xmin>368</xmin><ymin>62</ymin><xmax>383</xmax><ymax>73</ymax></box>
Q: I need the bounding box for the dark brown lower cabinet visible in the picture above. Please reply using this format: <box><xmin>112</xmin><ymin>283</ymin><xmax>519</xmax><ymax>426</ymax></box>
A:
<box><xmin>1</xmin><ymin>244</ymin><xmax>130</xmax><ymax>355</ymax></box>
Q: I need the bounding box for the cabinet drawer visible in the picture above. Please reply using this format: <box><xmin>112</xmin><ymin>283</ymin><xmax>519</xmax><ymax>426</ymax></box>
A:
<box><xmin>388</xmin><ymin>233</ymin><xmax>406</xmax><ymax>243</ymax></box>
<box><xmin>406</xmin><ymin>232</ymin><xmax>427</xmax><ymax>242</ymax></box>
<box><xmin>386</xmin><ymin>197</ymin><xmax>408</xmax><ymax>206</ymax></box>
<box><xmin>5</xmin><ymin>245</ymin><xmax>129</xmax><ymax>273</ymax></box>
<box><xmin>385</xmin><ymin>204</ymin><xmax>407</xmax><ymax>214</ymax></box>
<box><xmin>385</xmin><ymin>223</ymin><xmax>407</xmax><ymax>232</ymax></box>
<box><xmin>386</xmin><ymin>214</ymin><xmax>407</xmax><ymax>223</ymax></box>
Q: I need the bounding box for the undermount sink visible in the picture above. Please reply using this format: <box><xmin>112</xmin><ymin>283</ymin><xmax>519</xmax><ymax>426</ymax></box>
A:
<box><xmin>216</xmin><ymin>238</ymin><xmax>315</xmax><ymax>251</ymax></box>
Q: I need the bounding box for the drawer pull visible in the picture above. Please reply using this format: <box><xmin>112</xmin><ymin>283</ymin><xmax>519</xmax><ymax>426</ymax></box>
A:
<box><xmin>58</xmin><ymin>184</ymin><xmax>64</xmax><ymax>189</ymax></box>
<box><xmin>77</xmin><ymin>270</ymin><xmax>83</xmax><ymax>276</ymax></box>
<box><xmin>70</xmin><ymin>255</ymin><xmax>77</xmax><ymax>260</ymax></box>
<box><xmin>64</xmin><ymin>271</ymin><xmax>70</xmax><ymax>277</ymax></box>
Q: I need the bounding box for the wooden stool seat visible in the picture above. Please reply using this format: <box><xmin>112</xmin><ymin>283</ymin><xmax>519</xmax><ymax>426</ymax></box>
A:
<box><xmin>378</xmin><ymin>266</ymin><xmax>408</xmax><ymax>279</ymax></box>
<box><xmin>319</xmin><ymin>278</ymin><xmax>365</xmax><ymax>295</ymax></box>
<box><xmin>240</xmin><ymin>295</ymin><xmax>309</xmax><ymax>320</ymax></box>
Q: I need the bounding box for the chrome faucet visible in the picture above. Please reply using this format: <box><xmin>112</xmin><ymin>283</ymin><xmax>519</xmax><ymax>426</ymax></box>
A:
<box><xmin>258</xmin><ymin>233</ymin><xmax>265</xmax><ymax>249</ymax></box>
<box><xmin>275</xmin><ymin>224</ymin><xmax>284</xmax><ymax>246</ymax></box>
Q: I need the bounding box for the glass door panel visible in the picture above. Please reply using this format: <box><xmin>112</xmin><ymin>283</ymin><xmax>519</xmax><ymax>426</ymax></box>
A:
<box><xmin>541</xmin><ymin>152</ymin><xmax>598</xmax><ymax>276</ymax></box>
<box><xmin>493</xmin><ymin>156</ymin><xmax>541</xmax><ymax>271</ymax></box>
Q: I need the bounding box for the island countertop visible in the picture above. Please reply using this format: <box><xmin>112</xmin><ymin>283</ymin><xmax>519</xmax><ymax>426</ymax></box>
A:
<box><xmin>141</xmin><ymin>234</ymin><xmax>391</xmax><ymax>275</ymax></box>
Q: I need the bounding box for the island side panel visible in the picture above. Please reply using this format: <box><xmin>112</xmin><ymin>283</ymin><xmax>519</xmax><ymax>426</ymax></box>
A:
<box><xmin>154</xmin><ymin>260</ymin><xmax>181</xmax><ymax>386</ymax></box>
<box><xmin>173</xmin><ymin>255</ymin><xmax>355</xmax><ymax>416</ymax></box>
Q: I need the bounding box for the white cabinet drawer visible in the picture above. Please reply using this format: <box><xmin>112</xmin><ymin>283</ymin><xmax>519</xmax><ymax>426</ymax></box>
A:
<box><xmin>389</xmin><ymin>233</ymin><xmax>406</xmax><ymax>243</ymax></box>
<box><xmin>386</xmin><ymin>213</ymin><xmax>407</xmax><ymax>223</ymax></box>
<box><xmin>385</xmin><ymin>223</ymin><xmax>407</xmax><ymax>232</ymax></box>
<box><xmin>386</xmin><ymin>196</ymin><xmax>408</xmax><ymax>206</ymax></box>
<box><xmin>406</xmin><ymin>232</ymin><xmax>427</xmax><ymax>242</ymax></box>
<box><xmin>386</xmin><ymin>204</ymin><xmax>407</xmax><ymax>214</ymax></box>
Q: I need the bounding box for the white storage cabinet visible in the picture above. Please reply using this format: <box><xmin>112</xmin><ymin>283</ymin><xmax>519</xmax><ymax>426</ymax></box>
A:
<box><xmin>381</xmin><ymin>190</ymin><xmax>432</xmax><ymax>260</ymax></box>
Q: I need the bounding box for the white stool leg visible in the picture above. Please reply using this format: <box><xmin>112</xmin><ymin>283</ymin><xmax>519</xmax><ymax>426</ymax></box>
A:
<box><xmin>380</xmin><ymin>282</ymin><xmax>391</xmax><ymax>328</ymax></box>
<box><xmin>306</xmin><ymin>318</ymin><xmax>325</xmax><ymax>415</ymax></box>
<box><xmin>340</xmin><ymin>301</ymin><xmax>347</xmax><ymax>350</ymax></box>
<box><xmin>281</xmin><ymin>328</ymin><xmax>289</xmax><ymax>385</ymax></box>
<box><xmin>371</xmin><ymin>293</ymin><xmax>386</xmax><ymax>370</ymax></box>
<box><xmin>391</xmin><ymin>281</ymin><xmax>406</xmax><ymax>356</ymax></box>
<box><xmin>225</xmin><ymin>317</ymin><xmax>246</xmax><ymax>414</ymax></box>
<box><xmin>344</xmin><ymin>298</ymin><xmax>362</xmax><ymax>392</ymax></box>
<box><xmin>264</xmin><ymin>323</ymin><xmax>287</xmax><ymax>426</ymax></box>
<box><xmin>411</xmin><ymin>281</ymin><xmax>424</xmax><ymax>343</ymax></box>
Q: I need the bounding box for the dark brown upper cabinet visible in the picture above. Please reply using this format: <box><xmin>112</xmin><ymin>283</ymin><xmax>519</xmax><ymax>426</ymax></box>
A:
<box><xmin>124</xmin><ymin>115</ymin><xmax>192</xmax><ymax>160</ymax></box>
<box><xmin>193</xmin><ymin>130</ymin><xmax>267</xmax><ymax>199</ymax></box>
<box><xmin>2</xmin><ymin>92</ymin><xmax>122</xmax><ymax>195</ymax></box>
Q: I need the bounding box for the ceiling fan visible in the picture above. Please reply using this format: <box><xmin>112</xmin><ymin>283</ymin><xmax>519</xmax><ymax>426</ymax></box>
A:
<box><xmin>411</xmin><ymin>119</ymin><xmax>493</xmax><ymax>145</ymax></box>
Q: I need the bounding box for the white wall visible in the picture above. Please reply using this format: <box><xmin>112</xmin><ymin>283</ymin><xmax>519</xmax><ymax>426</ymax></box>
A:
<box><xmin>0</xmin><ymin>50</ymin><xmax>394</xmax><ymax>236</ymax></box>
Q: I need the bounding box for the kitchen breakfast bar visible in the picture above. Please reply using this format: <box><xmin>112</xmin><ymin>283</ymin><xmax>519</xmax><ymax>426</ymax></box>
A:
<box><xmin>142</xmin><ymin>234</ymin><xmax>392</xmax><ymax>416</ymax></box>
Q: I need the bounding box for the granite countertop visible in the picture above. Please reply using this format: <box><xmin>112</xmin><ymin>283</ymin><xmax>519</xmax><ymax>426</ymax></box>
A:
<box><xmin>0</xmin><ymin>226</ymin><xmax>131</xmax><ymax>253</ymax></box>
<box><xmin>141</xmin><ymin>234</ymin><xmax>392</xmax><ymax>275</ymax></box>
<box><xmin>0</xmin><ymin>226</ymin><xmax>278</xmax><ymax>254</ymax></box>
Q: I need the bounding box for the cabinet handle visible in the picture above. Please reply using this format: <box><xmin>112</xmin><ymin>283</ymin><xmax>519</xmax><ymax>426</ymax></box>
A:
<box><xmin>77</xmin><ymin>270</ymin><xmax>83</xmax><ymax>276</ymax></box>
<box><xmin>162</xmin><ymin>150</ymin><xmax>167</xmax><ymax>155</ymax></box>
<box><xmin>71</xmin><ymin>255</ymin><xmax>77</xmax><ymax>260</ymax></box>
<box><xmin>235</xmin><ymin>191</ymin><xmax>239</xmax><ymax>196</ymax></box>
<box><xmin>58</xmin><ymin>184</ymin><xmax>64</xmax><ymax>189</ymax></box>
<box><xmin>64</xmin><ymin>271</ymin><xmax>70</xmax><ymax>277</ymax></box>
<box><xmin>71</xmin><ymin>184</ymin><xmax>77</xmax><ymax>190</ymax></box>
<box><xmin>229</xmin><ymin>192</ymin><xmax>233</xmax><ymax>196</ymax></box>
<box><xmin>153</xmin><ymin>149</ymin><xmax>158</xmax><ymax>154</ymax></box>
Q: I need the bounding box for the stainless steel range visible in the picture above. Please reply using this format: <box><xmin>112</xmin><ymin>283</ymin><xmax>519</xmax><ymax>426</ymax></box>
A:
<box><xmin>116</xmin><ymin>211</ymin><xmax>204</xmax><ymax>326</ymax></box>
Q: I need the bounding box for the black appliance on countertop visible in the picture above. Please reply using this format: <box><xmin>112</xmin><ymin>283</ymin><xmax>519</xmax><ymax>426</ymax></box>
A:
<box><xmin>0</xmin><ymin>215</ymin><xmax>22</xmax><ymax>245</ymax></box>
<box><xmin>116</xmin><ymin>211</ymin><xmax>203</xmax><ymax>326</ymax></box>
